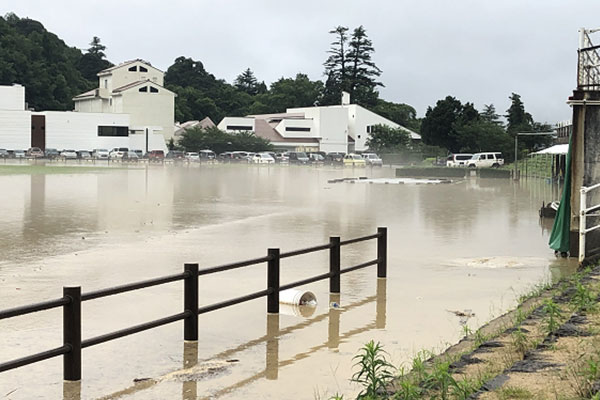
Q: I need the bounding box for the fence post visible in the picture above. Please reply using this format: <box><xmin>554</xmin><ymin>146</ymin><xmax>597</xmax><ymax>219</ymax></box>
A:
<box><xmin>267</xmin><ymin>248</ymin><xmax>280</xmax><ymax>314</ymax></box>
<box><xmin>579</xmin><ymin>188</ymin><xmax>587</xmax><ymax>263</ymax></box>
<box><xmin>329</xmin><ymin>236</ymin><xmax>341</xmax><ymax>293</ymax></box>
<box><xmin>63</xmin><ymin>286</ymin><xmax>81</xmax><ymax>381</ymax></box>
<box><xmin>377</xmin><ymin>227</ymin><xmax>387</xmax><ymax>278</ymax></box>
<box><xmin>184</xmin><ymin>263</ymin><xmax>199</xmax><ymax>341</ymax></box>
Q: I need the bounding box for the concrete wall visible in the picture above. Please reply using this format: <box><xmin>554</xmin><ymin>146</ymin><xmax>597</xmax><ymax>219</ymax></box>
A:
<box><xmin>0</xmin><ymin>85</ymin><xmax>25</xmax><ymax>111</ymax></box>
<box><xmin>569</xmin><ymin>90</ymin><xmax>600</xmax><ymax>260</ymax></box>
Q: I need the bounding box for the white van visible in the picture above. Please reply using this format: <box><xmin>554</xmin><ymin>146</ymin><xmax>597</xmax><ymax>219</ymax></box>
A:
<box><xmin>467</xmin><ymin>152</ymin><xmax>504</xmax><ymax>168</ymax></box>
<box><xmin>446</xmin><ymin>153</ymin><xmax>473</xmax><ymax>167</ymax></box>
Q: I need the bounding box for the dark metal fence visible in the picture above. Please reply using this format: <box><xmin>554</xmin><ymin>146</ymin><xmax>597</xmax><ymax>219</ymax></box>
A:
<box><xmin>0</xmin><ymin>227</ymin><xmax>387</xmax><ymax>382</ymax></box>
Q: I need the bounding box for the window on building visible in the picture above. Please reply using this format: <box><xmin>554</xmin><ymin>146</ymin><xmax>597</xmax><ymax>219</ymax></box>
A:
<box><xmin>109</xmin><ymin>98</ymin><xmax>112</xmax><ymax>106</ymax></box>
<box><xmin>366</xmin><ymin>126</ymin><xmax>372</xmax><ymax>133</ymax></box>
<box><xmin>150</xmin><ymin>87</ymin><xmax>159</xmax><ymax>93</ymax></box>
<box><xmin>98</xmin><ymin>126</ymin><xmax>129</xmax><ymax>137</ymax></box>
<box><xmin>139</xmin><ymin>66</ymin><xmax>148</xmax><ymax>72</ymax></box>
<box><xmin>104</xmin><ymin>80</ymin><xmax>108</xmax><ymax>89</ymax></box>
<box><xmin>139</xmin><ymin>86</ymin><xmax>148</xmax><ymax>93</ymax></box>
<box><xmin>128</xmin><ymin>66</ymin><xmax>137</xmax><ymax>72</ymax></box>
<box><xmin>358</xmin><ymin>135</ymin><xmax>361</xmax><ymax>139</ymax></box>
<box><xmin>226</xmin><ymin>125</ymin><xmax>253</xmax><ymax>131</ymax></box>
<box><xmin>285</xmin><ymin>127</ymin><xmax>311</xmax><ymax>132</ymax></box>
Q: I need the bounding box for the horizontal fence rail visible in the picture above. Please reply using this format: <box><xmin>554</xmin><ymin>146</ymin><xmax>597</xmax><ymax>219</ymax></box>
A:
<box><xmin>0</xmin><ymin>227</ymin><xmax>387</xmax><ymax>383</ymax></box>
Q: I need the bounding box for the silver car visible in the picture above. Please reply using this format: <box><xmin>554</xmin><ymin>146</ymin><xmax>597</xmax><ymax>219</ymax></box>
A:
<box><xmin>362</xmin><ymin>153</ymin><xmax>383</xmax><ymax>166</ymax></box>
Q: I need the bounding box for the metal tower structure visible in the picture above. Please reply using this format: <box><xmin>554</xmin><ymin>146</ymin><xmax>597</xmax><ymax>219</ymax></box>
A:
<box><xmin>578</xmin><ymin>28</ymin><xmax>600</xmax><ymax>90</ymax></box>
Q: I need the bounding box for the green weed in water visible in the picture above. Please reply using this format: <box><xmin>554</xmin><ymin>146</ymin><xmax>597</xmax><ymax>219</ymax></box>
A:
<box><xmin>351</xmin><ymin>341</ymin><xmax>396</xmax><ymax>399</ymax></box>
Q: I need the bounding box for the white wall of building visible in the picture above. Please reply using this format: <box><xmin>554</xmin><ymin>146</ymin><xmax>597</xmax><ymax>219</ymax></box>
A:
<box><xmin>218</xmin><ymin>117</ymin><xmax>255</xmax><ymax>132</ymax></box>
<box><xmin>0</xmin><ymin>110</ymin><xmax>32</xmax><ymax>149</ymax></box>
<box><xmin>98</xmin><ymin>61</ymin><xmax>163</xmax><ymax>93</ymax></box>
<box><xmin>274</xmin><ymin>118</ymin><xmax>314</xmax><ymax>138</ymax></box>
<box><xmin>290</xmin><ymin>106</ymin><xmax>348</xmax><ymax>153</ymax></box>
<box><xmin>41</xmin><ymin>111</ymin><xmax>130</xmax><ymax>150</ymax></box>
<box><xmin>348</xmin><ymin>105</ymin><xmax>420</xmax><ymax>151</ymax></box>
<box><xmin>0</xmin><ymin>85</ymin><xmax>26</xmax><ymax>111</ymax></box>
<box><xmin>119</xmin><ymin>83</ymin><xmax>175</xmax><ymax>140</ymax></box>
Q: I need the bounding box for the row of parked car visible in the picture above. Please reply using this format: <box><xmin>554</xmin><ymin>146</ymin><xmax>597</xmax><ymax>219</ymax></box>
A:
<box><xmin>0</xmin><ymin>146</ymin><xmax>384</xmax><ymax>167</ymax></box>
<box><xmin>212</xmin><ymin>151</ymin><xmax>383</xmax><ymax>166</ymax></box>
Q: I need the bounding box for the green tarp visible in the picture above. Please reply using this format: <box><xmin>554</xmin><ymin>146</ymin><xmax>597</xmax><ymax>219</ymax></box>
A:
<box><xmin>549</xmin><ymin>135</ymin><xmax>573</xmax><ymax>252</ymax></box>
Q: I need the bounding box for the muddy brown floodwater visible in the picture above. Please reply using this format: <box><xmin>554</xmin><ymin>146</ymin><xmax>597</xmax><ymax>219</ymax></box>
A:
<box><xmin>0</xmin><ymin>163</ymin><xmax>578</xmax><ymax>400</ymax></box>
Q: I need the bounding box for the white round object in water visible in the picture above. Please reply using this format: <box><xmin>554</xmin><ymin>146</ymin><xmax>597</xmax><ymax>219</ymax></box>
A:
<box><xmin>279</xmin><ymin>289</ymin><xmax>317</xmax><ymax>306</ymax></box>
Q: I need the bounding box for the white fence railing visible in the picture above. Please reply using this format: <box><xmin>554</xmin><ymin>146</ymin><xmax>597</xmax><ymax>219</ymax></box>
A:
<box><xmin>579</xmin><ymin>182</ymin><xmax>600</xmax><ymax>262</ymax></box>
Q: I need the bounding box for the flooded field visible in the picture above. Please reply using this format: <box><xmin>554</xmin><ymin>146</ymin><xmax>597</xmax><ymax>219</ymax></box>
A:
<box><xmin>0</xmin><ymin>162</ymin><xmax>577</xmax><ymax>399</ymax></box>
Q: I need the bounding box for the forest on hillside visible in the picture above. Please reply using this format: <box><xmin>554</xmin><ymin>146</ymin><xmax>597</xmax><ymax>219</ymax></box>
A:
<box><xmin>0</xmin><ymin>14</ymin><xmax>419</xmax><ymax>132</ymax></box>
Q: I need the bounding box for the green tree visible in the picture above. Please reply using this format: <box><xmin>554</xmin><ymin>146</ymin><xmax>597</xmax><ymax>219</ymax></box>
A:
<box><xmin>256</xmin><ymin>73</ymin><xmax>323</xmax><ymax>113</ymax></box>
<box><xmin>178</xmin><ymin>126</ymin><xmax>273</xmax><ymax>154</ymax></box>
<box><xmin>372</xmin><ymin>99</ymin><xmax>420</xmax><ymax>132</ymax></box>
<box><xmin>322</xmin><ymin>25</ymin><xmax>382</xmax><ymax>107</ymax></box>
<box><xmin>78</xmin><ymin>36</ymin><xmax>113</xmax><ymax>82</ymax></box>
<box><xmin>481</xmin><ymin>104</ymin><xmax>503</xmax><ymax>126</ymax></box>
<box><xmin>346</xmin><ymin>25</ymin><xmax>382</xmax><ymax>107</ymax></box>
<box><xmin>322</xmin><ymin>26</ymin><xmax>349</xmax><ymax>105</ymax></box>
<box><xmin>234</xmin><ymin>68</ymin><xmax>266</xmax><ymax>96</ymax></box>
<box><xmin>505</xmin><ymin>93</ymin><xmax>552</xmax><ymax>151</ymax></box>
<box><xmin>420</xmin><ymin>96</ymin><xmax>465</xmax><ymax>152</ymax></box>
<box><xmin>365</xmin><ymin>124</ymin><xmax>410</xmax><ymax>153</ymax></box>
<box><xmin>0</xmin><ymin>13</ymin><xmax>93</xmax><ymax>110</ymax></box>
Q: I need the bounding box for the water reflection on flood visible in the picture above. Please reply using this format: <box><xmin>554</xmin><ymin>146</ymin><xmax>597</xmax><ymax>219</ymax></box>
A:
<box><xmin>0</xmin><ymin>164</ymin><xmax>578</xmax><ymax>400</ymax></box>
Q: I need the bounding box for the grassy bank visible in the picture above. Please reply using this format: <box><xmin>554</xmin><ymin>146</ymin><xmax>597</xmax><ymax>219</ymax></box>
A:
<box><xmin>335</xmin><ymin>264</ymin><xmax>600</xmax><ymax>400</ymax></box>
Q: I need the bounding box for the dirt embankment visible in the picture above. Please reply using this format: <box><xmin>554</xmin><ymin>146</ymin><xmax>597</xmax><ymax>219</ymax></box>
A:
<box><xmin>387</xmin><ymin>264</ymin><xmax>600</xmax><ymax>400</ymax></box>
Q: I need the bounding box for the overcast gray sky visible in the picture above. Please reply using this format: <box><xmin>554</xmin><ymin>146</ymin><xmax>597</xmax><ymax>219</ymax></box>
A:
<box><xmin>3</xmin><ymin>0</ymin><xmax>600</xmax><ymax>124</ymax></box>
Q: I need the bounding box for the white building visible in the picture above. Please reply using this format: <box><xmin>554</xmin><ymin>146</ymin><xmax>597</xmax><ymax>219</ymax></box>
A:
<box><xmin>217</xmin><ymin>92</ymin><xmax>420</xmax><ymax>153</ymax></box>
<box><xmin>74</xmin><ymin>59</ymin><xmax>176</xmax><ymax>143</ymax></box>
<box><xmin>0</xmin><ymin>60</ymin><xmax>174</xmax><ymax>152</ymax></box>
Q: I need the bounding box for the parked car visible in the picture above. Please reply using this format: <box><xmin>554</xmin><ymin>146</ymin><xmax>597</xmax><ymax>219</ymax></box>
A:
<box><xmin>362</xmin><ymin>153</ymin><xmax>383</xmax><ymax>166</ymax></box>
<box><xmin>26</xmin><ymin>147</ymin><xmax>44</xmax><ymax>158</ymax></box>
<box><xmin>185</xmin><ymin>152</ymin><xmax>200</xmax><ymax>161</ymax></box>
<box><xmin>199</xmin><ymin>149</ymin><xmax>216</xmax><ymax>160</ymax></box>
<box><xmin>309</xmin><ymin>153</ymin><xmax>325</xmax><ymax>163</ymax></box>
<box><xmin>124</xmin><ymin>150</ymin><xmax>139</xmax><ymax>161</ymax></box>
<box><xmin>92</xmin><ymin>149</ymin><xmax>109</xmax><ymax>159</ymax></box>
<box><xmin>326</xmin><ymin>152</ymin><xmax>345</xmax><ymax>164</ymax></box>
<box><xmin>218</xmin><ymin>152</ymin><xmax>234</xmax><ymax>161</ymax></box>
<box><xmin>131</xmin><ymin>149</ymin><xmax>144</xmax><ymax>159</ymax></box>
<box><xmin>446</xmin><ymin>153</ymin><xmax>473</xmax><ymax>167</ymax></box>
<box><xmin>60</xmin><ymin>149</ymin><xmax>78</xmax><ymax>160</ymax></box>
<box><xmin>45</xmin><ymin>148</ymin><xmax>60</xmax><ymax>159</ymax></box>
<box><xmin>0</xmin><ymin>149</ymin><xmax>9</xmax><ymax>158</ymax></box>
<box><xmin>13</xmin><ymin>150</ymin><xmax>26</xmax><ymax>159</ymax></box>
<box><xmin>467</xmin><ymin>152</ymin><xmax>504</xmax><ymax>168</ymax></box>
<box><xmin>109</xmin><ymin>147</ymin><xmax>129</xmax><ymax>160</ymax></box>
<box><xmin>288</xmin><ymin>151</ymin><xmax>310</xmax><ymax>164</ymax></box>
<box><xmin>231</xmin><ymin>151</ymin><xmax>250</xmax><ymax>161</ymax></box>
<box><xmin>343</xmin><ymin>153</ymin><xmax>366</xmax><ymax>167</ymax></box>
<box><xmin>77</xmin><ymin>150</ymin><xmax>92</xmax><ymax>160</ymax></box>
<box><xmin>275</xmin><ymin>153</ymin><xmax>289</xmax><ymax>163</ymax></box>
<box><xmin>166</xmin><ymin>150</ymin><xmax>185</xmax><ymax>160</ymax></box>
<box><xmin>252</xmin><ymin>152</ymin><xmax>275</xmax><ymax>164</ymax></box>
<box><xmin>147</xmin><ymin>150</ymin><xmax>165</xmax><ymax>160</ymax></box>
